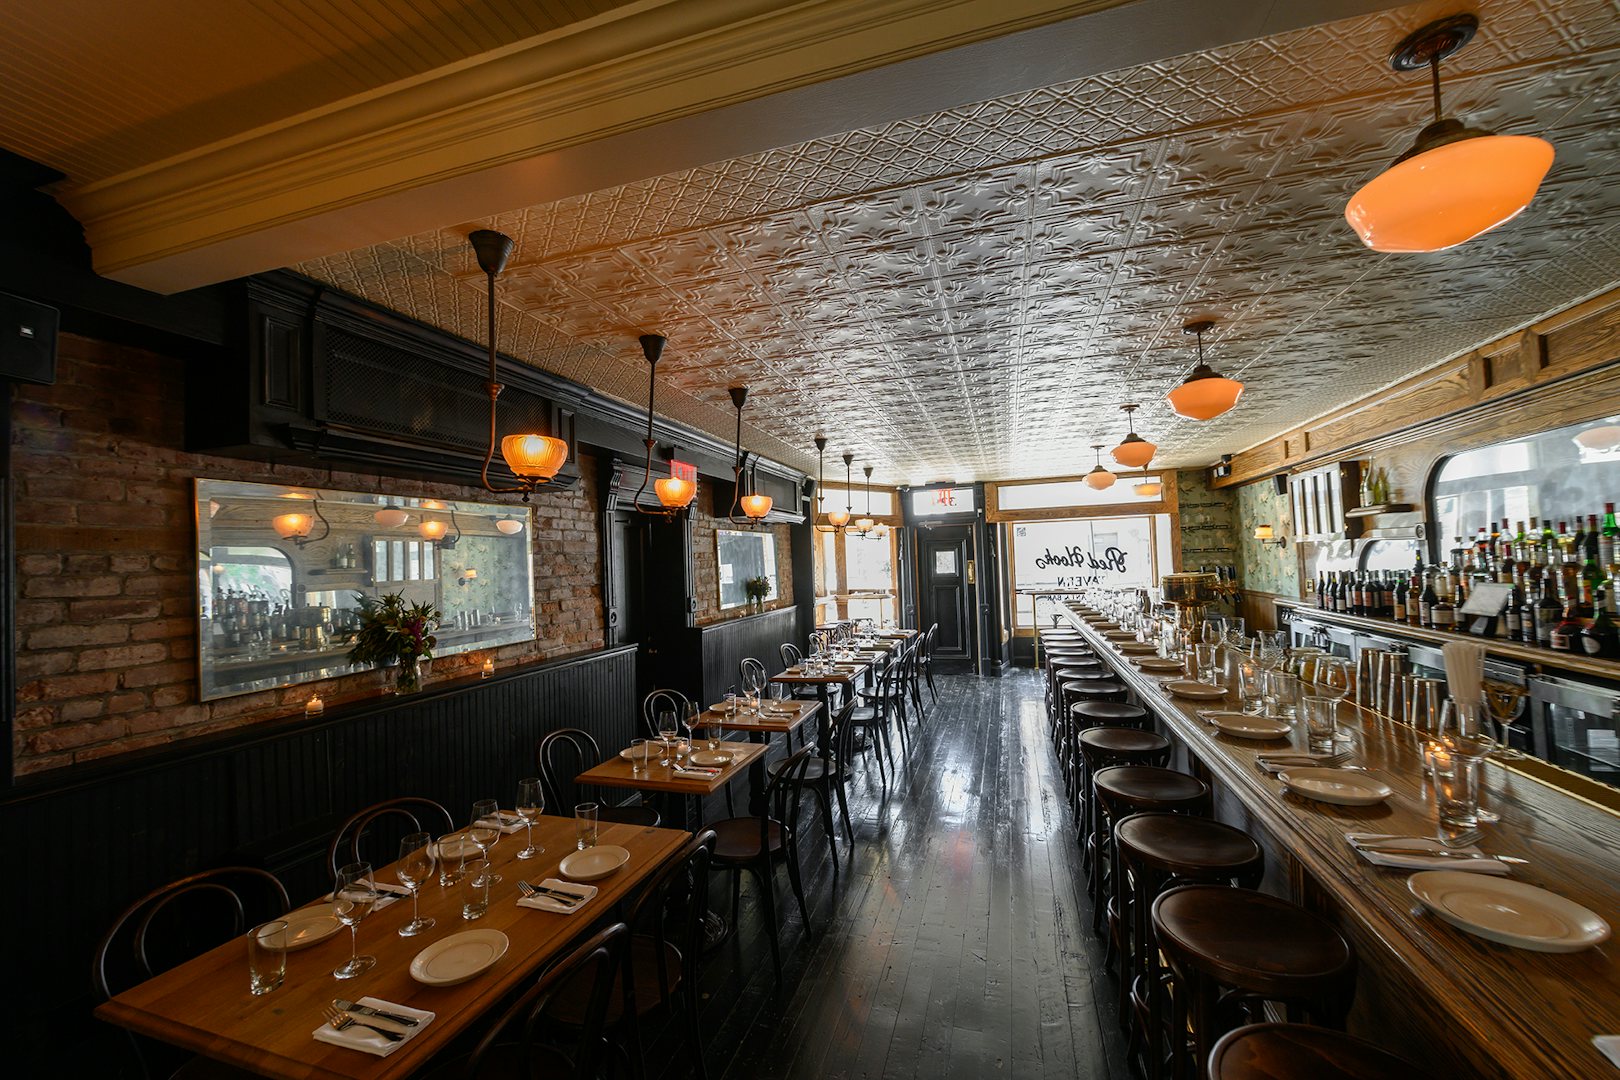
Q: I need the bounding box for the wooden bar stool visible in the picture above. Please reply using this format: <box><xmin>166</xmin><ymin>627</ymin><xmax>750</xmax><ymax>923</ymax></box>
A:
<box><xmin>1076</xmin><ymin>729</ymin><xmax>1171</xmax><ymax>869</ymax></box>
<box><xmin>1207</xmin><ymin>1023</ymin><xmax>1419</xmax><ymax>1080</ymax></box>
<box><xmin>1058</xmin><ymin>692</ymin><xmax>1140</xmax><ymax>797</ymax></box>
<box><xmin>1114</xmin><ymin>814</ymin><xmax>1263</xmax><ymax>1080</ymax></box>
<box><xmin>1045</xmin><ymin>650</ymin><xmax>1098</xmax><ymax>725</ymax></box>
<box><xmin>1089</xmin><ymin>767</ymin><xmax>1208</xmax><ymax>942</ymax></box>
<box><xmin>1055</xmin><ymin>672</ymin><xmax>1105</xmax><ymax>772</ymax></box>
<box><xmin>1072</xmin><ymin>700</ymin><xmax>1149</xmax><ymax>730</ymax></box>
<box><xmin>1153</xmin><ymin>886</ymin><xmax>1357</xmax><ymax>1080</ymax></box>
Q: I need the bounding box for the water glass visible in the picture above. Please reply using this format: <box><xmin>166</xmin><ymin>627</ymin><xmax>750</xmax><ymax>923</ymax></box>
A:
<box><xmin>1236</xmin><ymin>661</ymin><xmax>1265</xmax><ymax>715</ymax></box>
<box><xmin>461</xmin><ymin>855</ymin><xmax>491</xmax><ymax>920</ymax></box>
<box><xmin>1194</xmin><ymin>643</ymin><xmax>1218</xmax><ymax>684</ymax></box>
<box><xmin>724</xmin><ymin>692</ymin><xmax>737</xmax><ymax>718</ymax></box>
<box><xmin>575</xmin><ymin>802</ymin><xmax>599</xmax><ymax>850</ymax></box>
<box><xmin>436</xmin><ymin>830</ymin><xmax>472</xmax><ymax>886</ymax></box>
<box><xmin>1439</xmin><ymin>755</ymin><xmax>1484</xmax><ymax>828</ymax></box>
<box><xmin>247</xmin><ymin>920</ymin><xmax>287</xmax><ymax>995</ymax></box>
<box><xmin>1302</xmin><ymin>694</ymin><xmax>1339</xmax><ymax>753</ymax></box>
<box><xmin>1266</xmin><ymin>671</ymin><xmax>1302</xmax><ymax>721</ymax></box>
<box><xmin>706</xmin><ymin>717</ymin><xmax>723</xmax><ymax>753</ymax></box>
<box><xmin>630</xmin><ymin>738</ymin><xmax>651</xmax><ymax>775</ymax></box>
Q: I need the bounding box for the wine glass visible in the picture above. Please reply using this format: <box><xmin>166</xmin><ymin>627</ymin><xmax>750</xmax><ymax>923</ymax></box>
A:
<box><xmin>395</xmin><ymin>833</ymin><xmax>435</xmax><ymax>937</ymax></box>
<box><xmin>515</xmin><ymin>778</ymin><xmax>545</xmax><ymax>860</ymax></box>
<box><xmin>1315</xmin><ymin>658</ymin><xmax>1352</xmax><ymax>701</ymax></box>
<box><xmin>331</xmin><ymin>861</ymin><xmax>378</xmax><ymax>979</ymax></box>
<box><xmin>680</xmin><ymin>703</ymin><xmax>701</xmax><ymax>762</ymax></box>
<box><xmin>1201</xmin><ymin>618</ymin><xmax>1225</xmax><ymax>646</ymax></box>
<box><xmin>469</xmin><ymin>799</ymin><xmax>502</xmax><ymax>884</ymax></box>
<box><xmin>656</xmin><ymin>709</ymin><xmax>679</xmax><ymax>766</ymax></box>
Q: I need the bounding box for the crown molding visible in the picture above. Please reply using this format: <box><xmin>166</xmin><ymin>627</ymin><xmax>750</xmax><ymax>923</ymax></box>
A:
<box><xmin>61</xmin><ymin>0</ymin><xmax>1126</xmax><ymax>293</ymax></box>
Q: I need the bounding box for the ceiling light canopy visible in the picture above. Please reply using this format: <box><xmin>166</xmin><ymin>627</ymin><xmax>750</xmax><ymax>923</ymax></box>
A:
<box><xmin>1167</xmin><ymin>319</ymin><xmax>1243</xmax><ymax>422</ymax></box>
<box><xmin>470</xmin><ymin>229</ymin><xmax>568</xmax><ymax>499</ymax></box>
<box><xmin>1111</xmin><ymin>403</ymin><xmax>1156</xmax><ymax>468</ymax></box>
<box><xmin>1083</xmin><ymin>444</ymin><xmax>1116</xmax><ymax>490</ymax></box>
<box><xmin>1344</xmin><ymin>14</ymin><xmax>1554</xmax><ymax>253</ymax></box>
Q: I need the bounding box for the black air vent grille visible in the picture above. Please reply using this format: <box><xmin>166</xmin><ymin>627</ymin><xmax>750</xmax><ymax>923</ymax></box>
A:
<box><xmin>321</xmin><ymin>327</ymin><xmax>553</xmax><ymax>450</ymax></box>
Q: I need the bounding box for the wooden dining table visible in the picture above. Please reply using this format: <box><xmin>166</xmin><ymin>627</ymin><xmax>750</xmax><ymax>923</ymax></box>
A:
<box><xmin>95</xmin><ymin>817</ymin><xmax>690</xmax><ymax>1079</ymax></box>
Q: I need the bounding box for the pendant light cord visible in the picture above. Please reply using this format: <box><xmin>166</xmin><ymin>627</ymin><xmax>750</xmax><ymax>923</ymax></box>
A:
<box><xmin>1429</xmin><ymin>54</ymin><xmax>1444</xmax><ymax>124</ymax></box>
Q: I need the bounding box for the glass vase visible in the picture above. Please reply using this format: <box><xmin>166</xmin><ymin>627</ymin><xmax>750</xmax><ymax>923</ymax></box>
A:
<box><xmin>394</xmin><ymin>657</ymin><xmax>422</xmax><ymax>695</ymax></box>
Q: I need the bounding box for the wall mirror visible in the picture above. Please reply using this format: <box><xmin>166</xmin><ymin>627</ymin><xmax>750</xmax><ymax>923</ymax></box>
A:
<box><xmin>717</xmin><ymin>528</ymin><xmax>779</xmax><ymax>611</ymax></box>
<box><xmin>196</xmin><ymin>479</ymin><xmax>535</xmax><ymax>701</ymax></box>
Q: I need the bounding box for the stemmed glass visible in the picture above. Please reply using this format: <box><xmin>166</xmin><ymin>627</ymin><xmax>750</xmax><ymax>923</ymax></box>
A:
<box><xmin>395</xmin><ymin>834</ymin><xmax>436</xmax><ymax>937</ymax></box>
<box><xmin>469</xmin><ymin>799</ymin><xmax>502</xmax><ymax>884</ymax></box>
<box><xmin>656</xmin><ymin>709</ymin><xmax>679</xmax><ymax>766</ymax></box>
<box><xmin>679</xmin><ymin>702</ymin><xmax>700</xmax><ymax>763</ymax></box>
<box><xmin>1315</xmin><ymin>658</ymin><xmax>1352</xmax><ymax>702</ymax></box>
<box><xmin>331</xmin><ymin>862</ymin><xmax>378</xmax><ymax>979</ymax></box>
<box><xmin>515</xmin><ymin>778</ymin><xmax>545</xmax><ymax>860</ymax></box>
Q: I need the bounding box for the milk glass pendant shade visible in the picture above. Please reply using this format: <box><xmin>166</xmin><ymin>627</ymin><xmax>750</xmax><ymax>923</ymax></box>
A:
<box><xmin>1167</xmin><ymin>320</ymin><xmax>1242</xmax><ymax>422</ymax></box>
<box><xmin>1111</xmin><ymin>404</ymin><xmax>1156</xmax><ymax>468</ymax></box>
<box><xmin>1345</xmin><ymin>14</ymin><xmax>1554</xmax><ymax>253</ymax></box>
<box><xmin>1134</xmin><ymin>476</ymin><xmax>1162</xmax><ymax>498</ymax></box>
<box><xmin>1084</xmin><ymin>444</ymin><xmax>1116</xmax><ymax>490</ymax></box>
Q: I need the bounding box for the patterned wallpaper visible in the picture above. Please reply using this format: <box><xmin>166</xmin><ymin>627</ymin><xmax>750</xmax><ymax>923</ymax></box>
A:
<box><xmin>1234</xmin><ymin>478</ymin><xmax>1301</xmax><ymax>599</ymax></box>
<box><xmin>1175</xmin><ymin>468</ymin><xmax>1235</xmax><ymax>578</ymax></box>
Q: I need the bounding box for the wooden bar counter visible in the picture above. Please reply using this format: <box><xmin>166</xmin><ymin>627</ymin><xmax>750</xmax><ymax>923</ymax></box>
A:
<box><xmin>1061</xmin><ymin>606</ymin><xmax>1620</xmax><ymax>1079</ymax></box>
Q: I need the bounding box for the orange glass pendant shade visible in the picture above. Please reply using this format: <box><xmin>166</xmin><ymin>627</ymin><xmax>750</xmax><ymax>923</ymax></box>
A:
<box><xmin>1134</xmin><ymin>478</ymin><xmax>1162</xmax><ymax>497</ymax></box>
<box><xmin>655</xmin><ymin>475</ymin><xmax>697</xmax><ymax>508</ymax></box>
<box><xmin>1167</xmin><ymin>366</ymin><xmax>1244</xmax><ymax>421</ymax></box>
<box><xmin>1112</xmin><ymin>433</ymin><xmax>1156</xmax><ymax>469</ymax></box>
<box><xmin>741</xmin><ymin>493</ymin><xmax>773</xmax><ymax>519</ymax></box>
<box><xmin>1084</xmin><ymin>467</ymin><xmax>1116</xmax><ymax>490</ymax></box>
<box><xmin>1346</xmin><ymin>134</ymin><xmax>1553</xmax><ymax>253</ymax></box>
<box><xmin>501</xmin><ymin>434</ymin><xmax>569</xmax><ymax>481</ymax></box>
<box><xmin>828</xmin><ymin>507</ymin><xmax>851</xmax><ymax>528</ymax></box>
<box><xmin>272</xmin><ymin>513</ymin><xmax>312</xmax><ymax>539</ymax></box>
<box><xmin>418</xmin><ymin>520</ymin><xmax>449</xmax><ymax>541</ymax></box>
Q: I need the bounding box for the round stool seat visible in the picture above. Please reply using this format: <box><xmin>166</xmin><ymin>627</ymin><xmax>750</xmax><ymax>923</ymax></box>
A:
<box><xmin>1209</xmin><ymin>1024</ymin><xmax>1417</xmax><ymax>1080</ymax></box>
<box><xmin>1054</xmin><ymin>664</ymin><xmax>1104</xmax><ymax>678</ymax></box>
<box><xmin>1061</xmin><ymin>668</ymin><xmax>1112</xmax><ymax>682</ymax></box>
<box><xmin>1045</xmin><ymin>647</ymin><xmax>1094</xmax><ymax>661</ymax></box>
<box><xmin>1115</xmin><ymin>814</ymin><xmax>1262</xmax><ymax>879</ymax></box>
<box><xmin>1153</xmin><ymin>886</ymin><xmax>1354</xmax><ymax>1000</ymax></box>
<box><xmin>1079</xmin><ymin>726</ymin><xmax>1169</xmax><ymax>758</ymax></box>
<box><xmin>1070</xmin><ymin>680</ymin><xmax>1128</xmax><ymax>703</ymax></box>
<box><xmin>1094</xmin><ymin>765</ymin><xmax>1208</xmax><ymax>813</ymax></box>
<box><xmin>1073</xmin><ymin>701</ymin><xmax>1148</xmax><ymax>727</ymax></box>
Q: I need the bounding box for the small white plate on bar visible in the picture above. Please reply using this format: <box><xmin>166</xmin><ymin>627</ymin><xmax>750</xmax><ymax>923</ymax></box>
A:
<box><xmin>1208</xmin><ymin>713</ymin><xmax>1292</xmax><ymax>740</ymax></box>
<box><xmin>1165</xmin><ymin>680</ymin><xmax>1226</xmax><ymax>700</ymax></box>
<box><xmin>1407</xmin><ymin>872</ymin><xmax>1610</xmax><ymax>952</ymax></box>
<box><xmin>1277</xmin><ymin>767</ymin><xmax>1392</xmax><ymax>806</ymax></box>
<box><xmin>1133</xmin><ymin>657</ymin><xmax>1184</xmax><ymax>673</ymax></box>
<box><xmin>1118</xmin><ymin>642</ymin><xmax>1157</xmax><ymax>655</ymax></box>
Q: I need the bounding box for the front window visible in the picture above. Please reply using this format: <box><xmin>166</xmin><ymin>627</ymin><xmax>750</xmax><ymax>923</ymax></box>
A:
<box><xmin>1007</xmin><ymin>515</ymin><xmax>1172</xmax><ymax>627</ymax></box>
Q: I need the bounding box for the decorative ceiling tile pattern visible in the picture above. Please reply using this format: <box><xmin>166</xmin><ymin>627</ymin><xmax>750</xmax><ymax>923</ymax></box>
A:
<box><xmin>300</xmin><ymin>0</ymin><xmax>1620</xmax><ymax>484</ymax></box>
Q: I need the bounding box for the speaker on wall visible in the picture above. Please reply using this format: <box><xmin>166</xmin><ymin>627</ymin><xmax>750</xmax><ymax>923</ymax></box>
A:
<box><xmin>1272</xmin><ymin>473</ymin><xmax>1289</xmax><ymax>495</ymax></box>
<box><xmin>0</xmin><ymin>291</ymin><xmax>58</xmax><ymax>386</ymax></box>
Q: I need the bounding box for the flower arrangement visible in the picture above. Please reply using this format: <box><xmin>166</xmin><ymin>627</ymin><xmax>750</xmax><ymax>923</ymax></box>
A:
<box><xmin>745</xmin><ymin>576</ymin><xmax>772</xmax><ymax>611</ymax></box>
<box><xmin>348</xmin><ymin>592</ymin><xmax>440</xmax><ymax>693</ymax></box>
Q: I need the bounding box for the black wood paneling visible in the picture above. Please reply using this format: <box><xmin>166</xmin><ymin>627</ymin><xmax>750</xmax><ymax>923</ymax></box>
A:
<box><xmin>0</xmin><ymin>644</ymin><xmax>635</xmax><ymax>1074</ymax></box>
<box><xmin>690</xmin><ymin>607</ymin><xmax>800</xmax><ymax>707</ymax></box>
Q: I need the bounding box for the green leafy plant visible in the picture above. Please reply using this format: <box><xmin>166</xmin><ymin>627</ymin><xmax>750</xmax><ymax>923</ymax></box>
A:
<box><xmin>745</xmin><ymin>576</ymin><xmax>772</xmax><ymax>602</ymax></box>
<box><xmin>348</xmin><ymin>592</ymin><xmax>440</xmax><ymax>667</ymax></box>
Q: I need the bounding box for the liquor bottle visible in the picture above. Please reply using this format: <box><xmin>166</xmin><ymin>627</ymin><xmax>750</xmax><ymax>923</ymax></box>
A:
<box><xmin>1420</xmin><ymin>571</ymin><xmax>1437</xmax><ymax>628</ymax></box>
<box><xmin>1499</xmin><ymin>518</ymin><xmax>1515</xmax><ymax>582</ymax></box>
<box><xmin>1316</xmin><ymin>571</ymin><xmax>1327</xmax><ymax>609</ymax></box>
<box><xmin>1392</xmin><ymin>575</ymin><xmax>1407</xmax><ymax>623</ymax></box>
<box><xmin>1432</xmin><ymin>585</ymin><xmax>1456</xmax><ymax>631</ymax></box>
<box><xmin>1603</xmin><ymin>503</ymin><xmax>1619</xmax><ymax>572</ymax></box>
<box><xmin>1582</xmin><ymin>514</ymin><xmax>1602</xmax><ymax>619</ymax></box>
<box><xmin>1551</xmin><ymin>589</ymin><xmax>1584</xmax><ymax>653</ymax></box>
<box><xmin>1580</xmin><ymin>601</ymin><xmax>1619</xmax><ymax>659</ymax></box>
<box><xmin>1518</xmin><ymin>581</ymin><xmax>1538</xmax><ymax>644</ymax></box>
<box><xmin>1535</xmin><ymin>576</ymin><xmax>1561</xmax><ymax>649</ymax></box>
<box><xmin>1503</xmin><ymin>583</ymin><xmax>1522</xmax><ymax>641</ymax></box>
<box><xmin>1407</xmin><ymin>563</ymin><xmax>1423</xmax><ymax>626</ymax></box>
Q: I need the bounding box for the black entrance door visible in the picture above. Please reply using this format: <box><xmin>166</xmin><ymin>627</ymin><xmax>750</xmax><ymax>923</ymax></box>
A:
<box><xmin>919</xmin><ymin>527</ymin><xmax>973</xmax><ymax>668</ymax></box>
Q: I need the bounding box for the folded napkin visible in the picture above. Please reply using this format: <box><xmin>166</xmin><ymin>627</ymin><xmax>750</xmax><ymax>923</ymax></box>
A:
<box><xmin>1255</xmin><ymin>752</ymin><xmax>1337</xmax><ymax>775</ymax></box>
<box><xmin>313</xmin><ymin>996</ymin><xmax>435</xmax><ymax>1057</ymax></box>
<box><xmin>324</xmin><ymin>883</ymin><xmax>405</xmax><ymax>910</ymax></box>
<box><xmin>674</xmin><ymin>765</ymin><xmax>721</xmax><ymax>779</ymax></box>
<box><xmin>1345</xmin><ymin>832</ymin><xmax>1511</xmax><ymax>876</ymax></box>
<box><xmin>516</xmin><ymin>878</ymin><xmax>600</xmax><ymax>914</ymax></box>
<box><xmin>476</xmin><ymin>811</ymin><xmax>528</xmax><ymax>835</ymax></box>
<box><xmin>1593</xmin><ymin>1036</ymin><xmax>1620</xmax><ymax>1070</ymax></box>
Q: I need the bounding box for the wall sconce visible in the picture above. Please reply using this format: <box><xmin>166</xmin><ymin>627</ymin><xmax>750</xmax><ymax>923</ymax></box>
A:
<box><xmin>419</xmin><ymin>505</ymin><xmax>461</xmax><ymax>549</ymax></box>
<box><xmin>271</xmin><ymin>500</ymin><xmax>330</xmax><ymax>547</ymax></box>
<box><xmin>494</xmin><ymin>517</ymin><xmax>525</xmax><ymax>535</ymax></box>
<box><xmin>1254</xmin><ymin>524</ymin><xmax>1288</xmax><ymax>548</ymax></box>
<box><xmin>457</xmin><ymin>568</ymin><xmax>478</xmax><ymax>587</ymax></box>
<box><xmin>374</xmin><ymin>508</ymin><xmax>409</xmax><ymax>528</ymax></box>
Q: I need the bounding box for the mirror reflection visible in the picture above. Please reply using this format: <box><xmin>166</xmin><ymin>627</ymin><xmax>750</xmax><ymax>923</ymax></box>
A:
<box><xmin>196</xmin><ymin>479</ymin><xmax>536</xmax><ymax>701</ymax></box>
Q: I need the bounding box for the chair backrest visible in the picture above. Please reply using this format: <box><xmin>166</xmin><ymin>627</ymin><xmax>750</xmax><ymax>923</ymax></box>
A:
<box><xmin>779</xmin><ymin>642</ymin><xmax>802</xmax><ymax>667</ymax></box>
<box><xmin>763</xmin><ymin>746</ymin><xmax>816</xmax><ymax>850</ymax></box>
<box><xmin>537</xmin><ymin>728</ymin><xmax>607</xmax><ymax>814</ymax></box>
<box><xmin>739</xmin><ymin>656</ymin><xmax>767</xmax><ymax>694</ymax></box>
<box><xmin>327</xmin><ymin>797</ymin><xmax>455</xmax><ymax>880</ymax></box>
<box><xmin>827</xmin><ymin>698</ymin><xmax>860</xmax><ymax>771</ymax></box>
<box><xmin>625</xmin><ymin>830</ymin><xmax>716</xmax><ymax>1013</ymax></box>
<box><xmin>924</xmin><ymin>623</ymin><xmax>939</xmax><ymax>659</ymax></box>
<box><xmin>462</xmin><ymin>921</ymin><xmax>630</xmax><ymax>1080</ymax></box>
<box><xmin>94</xmin><ymin>867</ymin><xmax>290</xmax><ymax>1079</ymax></box>
<box><xmin>642</xmin><ymin>688</ymin><xmax>690</xmax><ymax>738</ymax></box>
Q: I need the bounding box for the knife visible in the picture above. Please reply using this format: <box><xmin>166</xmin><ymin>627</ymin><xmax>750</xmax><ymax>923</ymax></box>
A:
<box><xmin>333</xmin><ymin>999</ymin><xmax>419</xmax><ymax>1027</ymax></box>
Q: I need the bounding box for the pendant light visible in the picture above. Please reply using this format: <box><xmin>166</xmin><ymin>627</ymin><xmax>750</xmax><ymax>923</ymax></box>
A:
<box><xmin>469</xmin><ymin>230</ymin><xmax>569</xmax><ymax>499</ymax></box>
<box><xmin>1133</xmin><ymin>473</ymin><xmax>1162</xmax><ymax>498</ymax></box>
<box><xmin>727</xmin><ymin>387</ymin><xmax>772</xmax><ymax>525</ymax></box>
<box><xmin>1083</xmin><ymin>445</ymin><xmax>1116</xmax><ymax>490</ymax></box>
<box><xmin>813</xmin><ymin>437</ymin><xmax>850</xmax><ymax>533</ymax></box>
<box><xmin>272</xmin><ymin>500</ymin><xmax>330</xmax><ymax>546</ymax></box>
<box><xmin>830</xmin><ymin>454</ymin><xmax>854</xmax><ymax>530</ymax></box>
<box><xmin>629</xmin><ymin>334</ymin><xmax>696</xmax><ymax>517</ymax></box>
<box><xmin>1167</xmin><ymin>319</ymin><xmax>1243</xmax><ymax>421</ymax></box>
<box><xmin>1111</xmin><ymin>404</ymin><xmax>1156</xmax><ymax>468</ymax></box>
<box><xmin>1344</xmin><ymin>14</ymin><xmax>1554</xmax><ymax>253</ymax></box>
<box><xmin>854</xmin><ymin>466</ymin><xmax>877</xmax><ymax>534</ymax></box>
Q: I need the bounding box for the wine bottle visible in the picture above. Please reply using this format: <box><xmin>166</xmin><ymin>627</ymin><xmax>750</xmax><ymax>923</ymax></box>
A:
<box><xmin>1392</xmin><ymin>575</ymin><xmax>1407</xmax><ymax>623</ymax></box>
<box><xmin>1420</xmin><ymin>571</ymin><xmax>1437</xmax><ymax>628</ymax></box>
<box><xmin>1580</xmin><ymin>601</ymin><xmax>1619</xmax><ymax>659</ymax></box>
<box><xmin>1582</xmin><ymin>514</ymin><xmax>1602</xmax><ymax>619</ymax></box>
<box><xmin>1407</xmin><ymin>565</ymin><xmax>1423</xmax><ymax>626</ymax></box>
<box><xmin>1602</xmin><ymin>502</ymin><xmax>1619</xmax><ymax>572</ymax></box>
<box><xmin>1536</xmin><ymin>575</ymin><xmax>1561</xmax><ymax>649</ymax></box>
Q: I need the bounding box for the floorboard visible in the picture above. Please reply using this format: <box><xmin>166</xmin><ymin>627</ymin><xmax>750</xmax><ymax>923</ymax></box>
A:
<box><xmin>645</xmin><ymin>670</ymin><xmax>1130</xmax><ymax>1079</ymax></box>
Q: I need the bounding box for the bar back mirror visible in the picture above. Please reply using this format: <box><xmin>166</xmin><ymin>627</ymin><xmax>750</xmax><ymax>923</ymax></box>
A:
<box><xmin>196</xmin><ymin>479</ymin><xmax>535</xmax><ymax>701</ymax></box>
<box><xmin>717</xmin><ymin>528</ymin><xmax>779</xmax><ymax>611</ymax></box>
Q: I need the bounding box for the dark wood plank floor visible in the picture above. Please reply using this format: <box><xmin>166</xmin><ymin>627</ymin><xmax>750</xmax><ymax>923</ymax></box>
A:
<box><xmin>652</xmin><ymin>670</ymin><xmax>1129</xmax><ymax>1079</ymax></box>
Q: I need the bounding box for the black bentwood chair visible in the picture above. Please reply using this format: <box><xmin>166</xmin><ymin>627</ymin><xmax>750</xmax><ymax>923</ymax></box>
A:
<box><xmin>537</xmin><ymin>728</ymin><xmax>662</xmax><ymax>828</ymax></box>
<box><xmin>326</xmin><ymin>797</ymin><xmax>456</xmax><ymax>880</ymax></box>
<box><xmin>94</xmin><ymin>867</ymin><xmax>290</xmax><ymax>1080</ymax></box>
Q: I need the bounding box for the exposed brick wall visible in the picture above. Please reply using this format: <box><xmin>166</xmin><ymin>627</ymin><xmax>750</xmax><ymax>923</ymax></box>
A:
<box><xmin>11</xmin><ymin>333</ymin><xmax>605</xmax><ymax>776</ymax></box>
<box><xmin>690</xmin><ymin>502</ymin><xmax>794</xmax><ymax>626</ymax></box>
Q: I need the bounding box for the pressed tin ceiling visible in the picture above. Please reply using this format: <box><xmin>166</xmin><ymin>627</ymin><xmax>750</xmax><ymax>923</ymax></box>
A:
<box><xmin>297</xmin><ymin>0</ymin><xmax>1620</xmax><ymax>485</ymax></box>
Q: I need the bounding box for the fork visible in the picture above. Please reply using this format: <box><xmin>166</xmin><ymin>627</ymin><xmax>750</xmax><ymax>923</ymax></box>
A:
<box><xmin>517</xmin><ymin>880</ymin><xmax>581</xmax><ymax>906</ymax></box>
<box><xmin>323</xmin><ymin>1006</ymin><xmax>403</xmax><ymax>1042</ymax></box>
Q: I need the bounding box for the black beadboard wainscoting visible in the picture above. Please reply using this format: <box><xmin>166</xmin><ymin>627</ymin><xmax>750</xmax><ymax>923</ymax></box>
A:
<box><xmin>691</xmin><ymin>606</ymin><xmax>801</xmax><ymax>706</ymax></box>
<box><xmin>2</xmin><ymin>643</ymin><xmax>637</xmax><ymax>1074</ymax></box>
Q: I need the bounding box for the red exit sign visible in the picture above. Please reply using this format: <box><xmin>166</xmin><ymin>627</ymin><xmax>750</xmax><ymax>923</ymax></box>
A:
<box><xmin>669</xmin><ymin>459</ymin><xmax>697</xmax><ymax>481</ymax></box>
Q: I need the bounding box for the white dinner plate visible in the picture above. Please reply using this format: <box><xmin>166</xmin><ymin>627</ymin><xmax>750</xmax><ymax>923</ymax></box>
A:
<box><xmin>1103</xmin><ymin>630</ymin><xmax>1138</xmax><ymax>641</ymax></box>
<box><xmin>1277</xmin><ymin>767</ymin><xmax>1393</xmax><ymax>806</ymax></box>
<box><xmin>1090</xmin><ymin>621</ymin><xmax>1120</xmax><ymax>630</ymax></box>
<box><xmin>688</xmin><ymin>750</ymin><xmax>733</xmax><ymax>767</ymax></box>
<box><xmin>1407</xmin><ymin>872</ymin><xmax>1610</xmax><ymax>952</ymax></box>
<box><xmin>1165</xmin><ymin>680</ymin><xmax>1226</xmax><ymax>700</ymax></box>
<box><xmin>1134</xmin><ymin>657</ymin><xmax>1185</xmax><ymax>673</ymax></box>
<box><xmin>1118</xmin><ymin>642</ymin><xmax>1157</xmax><ymax>654</ymax></box>
<box><xmin>763</xmin><ymin>701</ymin><xmax>798</xmax><ymax>714</ymax></box>
<box><xmin>409</xmin><ymin>929</ymin><xmax>510</xmax><ymax>986</ymax></box>
<box><xmin>1208</xmin><ymin>712</ymin><xmax>1293</xmax><ymax>740</ymax></box>
<box><xmin>276</xmin><ymin>905</ymin><xmax>342</xmax><ymax>951</ymax></box>
<box><xmin>560</xmin><ymin>844</ymin><xmax>631</xmax><ymax>882</ymax></box>
<box><xmin>619</xmin><ymin>739</ymin><xmax>678</xmax><ymax>760</ymax></box>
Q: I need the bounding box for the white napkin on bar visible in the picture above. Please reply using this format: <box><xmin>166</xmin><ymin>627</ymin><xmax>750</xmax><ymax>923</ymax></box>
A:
<box><xmin>1592</xmin><ymin>1036</ymin><xmax>1620</xmax><ymax>1070</ymax></box>
<box><xmin>1255</xmin><ymin>752</ymin><xmax>1337</xmax><ymax>776</ymax></box>
<box><xmin>313</xmin><ymin>996</ymin><xmax>434</xmax><ymax>1057</ymax></box>
<box><xmin>516</xmin><ymin>878</ymin><xmax>599</xmax><ymax>915</ymax></box>
<box><xmin>673</xmin><ymin>766</ymin><xmax>721</xmax><ymax>779</ymax></box>
<box><xmin>475</xmin><ymin>810</ymin><xmax>528</xmax><ymax>835</ymax></box>
<box><xmin>1346</xmin><ymin>832</ymin><xmax>1510</xmax><ymax>875</ymax></box>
